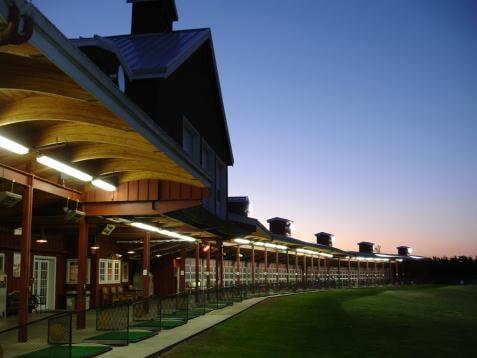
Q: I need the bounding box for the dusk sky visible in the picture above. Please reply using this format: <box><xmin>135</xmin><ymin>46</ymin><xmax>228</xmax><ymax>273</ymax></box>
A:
<box><xmin>35</xmin><ymin>0</ymin><xmax>477</xmax><ymax>257</ymax></box>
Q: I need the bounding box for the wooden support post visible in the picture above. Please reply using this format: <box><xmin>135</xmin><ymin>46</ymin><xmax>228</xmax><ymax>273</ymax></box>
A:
<box><xmin>311</xmin><ymin>256</ymin><xmax>315</xmax><ymax>285</ymax></box>
<box><xmin>347</xmin><ymin>258</ymin><xmax>351</xmax><ymax>287</ymax></box>
<box><xmin>357</xmin><ymin>260</ymin><xmax>360</xmax><ymax>287</ymax></box>
<box><xmin>337</xmin><ymin>258</ymin><xmax>341</xmax><ymax>288</ymax></box>
<box><xmin>143</xmin><ymin>232</ymin><xmax>151</xmax><ymax>297</ymax></box>
<box><xmin>294</xmin><ymin>253</ymin><xmax>298</xmax><ymax>284</ymax></box>
<box><xmin>324</xmin><ymin>258</ymin><xmax>328</xmax><ymax>287</ymax></box>
<box><xmin>395</xmin><ymin>261</ymin><xmax>399</xmax><ymax>284</ymax></box>
<box><xmin>286</xmin><ymin>251</ymin><xmax>290</xmax><ymax>286</ymax></box>
<box><xmin>18</xmin><ymin>183</ymin><xmax>33</xmax><ymax>342</ymax></box>
<box><xmin>382</xmin><ymin>261</ymin><xmax>385</xmax><ymax>284</ymax></box>
<box><xmin>236</xmin><ymin>246</ymin><xmax>241</xmax><ymax>286</ymax></box>
<box><xmin>76</xmin><ymin>217</ymin><xmax>88</xmax><ymax>329</ymax></box>
<box><xmin>303</xmin><ymin>255</ymin><xmax>307</xmax><ymax>286</ymax></box>
<box><xmin>264</xmin><ymin>247</ymin><xmax>268</xmax><ymax>289</ymax></box>
<box><xmin>195</xmin><ymin>242</ymin><xmax>200</xmax><ymax>291</ymax></box>
<box><xmin>365</xmin><ymin>260</ymin><xmax>369</xmax><ymax>287</ymax></box>
<box><xmin>389</xmin><ymin>261</ymin><xmax>393</xmax><ymax>284</ymax></box>
<box><xmin>217</xmin><ymin>241</ymin><xmax>224</xmax><ymax>288</ymax></box>
<box><xmin>206</xmin><ymin>242</ymin><xmax>211</xmax><ymax>289</ymax></box>
<box><xmin>374</xmin><ymin>261</ymin><xmax>377</xmax><ymax>285</ymax></box>
<box><xmin>251</xmin><ymin>246</ymin><xmax>255</xmax><ymax>291</ymax></box>
<box><xmin>275</xmin><ymin>249</ymin><xmax>279</xmax><ymax>287</ymax></box>
<box><xmin>317</xmin><ymin>257</ymin><xmax>321</xmax><ymax>285</ymax></box>
<box><xmin>179</xmin><ymin>248</ymin><xmax>186</xmax><ymax>292</ymax></box>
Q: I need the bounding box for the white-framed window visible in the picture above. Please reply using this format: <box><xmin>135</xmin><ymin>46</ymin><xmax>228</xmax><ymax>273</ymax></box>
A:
<box><xmin>66</xmin><ymin>259</ymin><xmax>91</xmax><ymax>284</ymax></box>
<box><xmin>182</xmin><ymin>116</ymin><xmax>200</xmax><ymax>163</ymax></box>
<box><xmin>99</xmin><ymin>259</ymin><xmax>121</xmax><ymax>284</ymax></box>
<box><xmin>0</xmin><ymin>253</ymin><xmax>4</xmax><ymax>273</ymax></box>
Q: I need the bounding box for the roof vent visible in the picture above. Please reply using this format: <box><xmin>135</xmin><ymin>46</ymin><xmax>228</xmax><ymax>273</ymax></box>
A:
<box><xmin>397</xmin><ymin>246</ymin><xmax>412</xmax><ymax>256</ymax></box>
<box><xmin>228</xmin><ymin>197</ymin><xmax>250</xmax><ymax>217</ymax></box>
<box><xmin>128</xmin><ymin>0</ymin><xmax>178</xmax><ymax>34</ymax></box>
<box><xmin>358</xmin><ymin>242</ymin><xmax>374</xmax><ymax>253</ymax></box>
<box><xmin>267</xmin><ymin>217</ymin><xmax>293</xmax><ymax>237</ymax></box>
<box><xmin>315</xmin><ymin>232</ymin><xmax>335</xmax><ymax>247</ymax></box>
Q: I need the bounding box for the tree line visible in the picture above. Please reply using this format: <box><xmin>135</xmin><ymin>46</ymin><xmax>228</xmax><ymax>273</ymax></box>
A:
<box><xmin>400</xmin><ymin>256</ymin><xmax>477</xmax><ymax>284</ymax></box>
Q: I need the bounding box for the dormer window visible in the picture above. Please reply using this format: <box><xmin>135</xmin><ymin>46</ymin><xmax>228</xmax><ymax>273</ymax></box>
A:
<box><xmin>182</xmin><ymin>116</ymin><xmax>200</xmax><ymax>163</ymax></box>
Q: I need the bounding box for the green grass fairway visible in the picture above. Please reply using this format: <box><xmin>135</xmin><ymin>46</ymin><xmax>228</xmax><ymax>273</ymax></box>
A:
<box><xmin>20</xmin><ymin>344</ymin><xmax>111</xmax><ymax>358</ymax></box>
<box><xmin>163</xmin><ymin>285</ymin><xmax>477</xmax><ymax>357</ymax></box>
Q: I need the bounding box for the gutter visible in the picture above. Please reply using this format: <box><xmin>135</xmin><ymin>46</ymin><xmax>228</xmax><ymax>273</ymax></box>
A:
<box><xmin>0</xmin><ymin>0</ymin><xmax>212</xmax><ymax>188</ymax></box>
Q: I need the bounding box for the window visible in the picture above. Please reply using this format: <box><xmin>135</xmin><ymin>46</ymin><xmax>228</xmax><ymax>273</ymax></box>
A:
<box><xmin>182</xmin><ymin>116</ymin><xmax>200</xmax><ymax>163</ymax></box>
<box><xmin>66</xmin><ymin>259</ymin><xmax>91</xmax><ymax>284</ymax></box>
<box><xmin>99</xmin><ymin>259</ymin><xmax>121</xmax><ymax>284</ymax></box>
<box><xmin>0</xmin><ymin>253</ymin><xmax>4</xmax><ymax>273</ymax></box>
<box><xmin>201</xmin><ymin>140</ymin><xmax>215</xmax><ymax>176</ymax></box>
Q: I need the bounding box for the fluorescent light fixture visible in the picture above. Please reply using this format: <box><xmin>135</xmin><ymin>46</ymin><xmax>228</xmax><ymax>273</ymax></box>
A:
<box><xmin>91</xmin><ymin>244</ymin><xmax>100</xmax><ymax>250</ymax></box>
<box><xmin>155</xmin><ymin>254</ymin><xmax>162</xmax><ymax>258</ymax></box>
<box><xmin>253</xmin><ymin>242</ymin><xmax>265</xmax><ymax>247</ymax></box>
<box><xmin>36</xmin><ymin>155</ymin><xmax>92</xmax><ymax>182</ymax></box>
<box><xmin>0</xmin><ymin>134</ymin><xmax>29</xmax><ymax>155</ymax></box>
<box><xmin>130</xmin><ymin>222</ymin><xmax>196</xmax><ymax>242</ymax></box>
<box><xmin>127</xmin><ymin>250</ymin><xmax>135</xmax><ymax>254</ymax></box>
<box><xmin>130</xmin><ymin>222</ymin><xmax>157</xmax><ymax>232</ymax></box>
<box><xmin>234</xmin><ymin>238</ymin><xmax>251</xmax><ymax>245</ymax></box>
<box><xmin>264</xmin><ymin>243</ymin><xmax>276</xmax><ymax>248</ymax></box>
<box><xmin>276</xmin><ymin>245</ymin><xmax>288</xmax><ymax>250</ymax></box>
<box><xmin>36</xmin><ymin>238</ymin><xmax>47</xmax><ymax>243</ymax></box>
<box><xmin>92</xmin><ymin>179</ymin><xmax>116</xmax><ymax>192</ymax></box>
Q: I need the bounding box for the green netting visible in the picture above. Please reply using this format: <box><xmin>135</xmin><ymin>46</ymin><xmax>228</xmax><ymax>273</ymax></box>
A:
<box><xmin>19</xmin><ymin>344</ymin><xmax>112</xmax><ymax>358</ymax></box>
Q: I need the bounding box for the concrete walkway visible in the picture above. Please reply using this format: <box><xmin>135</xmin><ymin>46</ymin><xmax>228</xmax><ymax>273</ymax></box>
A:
<box><xmin>102</xmin><ymin>296</ymin><xmax>268</xmax><ymax>357</ymax></box>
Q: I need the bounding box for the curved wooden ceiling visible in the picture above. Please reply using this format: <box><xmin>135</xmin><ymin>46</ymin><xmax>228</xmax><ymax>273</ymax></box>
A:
<box><xmin>0</xmin><ymin>42</ymin><xmax>205</xmax><ymax>191</ymax></box>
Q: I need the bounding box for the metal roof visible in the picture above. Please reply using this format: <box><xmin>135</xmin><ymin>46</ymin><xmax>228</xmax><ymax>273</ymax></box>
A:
<box><xmin>71</xmin><ymin>29</ymin><xmax>211</xmax><ymax>80</ymax></box>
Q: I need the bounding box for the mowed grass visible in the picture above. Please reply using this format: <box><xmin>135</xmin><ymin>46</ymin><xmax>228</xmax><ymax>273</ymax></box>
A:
<box><xmin>163</xmin><ymin>285</ymin><xmax>477</xmax><ymax>357</ymax></box>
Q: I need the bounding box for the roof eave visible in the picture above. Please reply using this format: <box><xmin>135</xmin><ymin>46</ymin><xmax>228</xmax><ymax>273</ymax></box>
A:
<box><xmin>11</xmin><ymin>0</ymin><xmax>212</xmax><ymax>188</ymax></box>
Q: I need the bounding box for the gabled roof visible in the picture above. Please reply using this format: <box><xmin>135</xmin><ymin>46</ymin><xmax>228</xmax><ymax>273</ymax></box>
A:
<box><xmin>71</xmin><ymin>29</ymin><xmax>211</xmax><ymax>80</ymax></box>
<box><xmin>71</xmin><ymin>28</ymin><xmax>234</xmax><ymax>166</ymax></box>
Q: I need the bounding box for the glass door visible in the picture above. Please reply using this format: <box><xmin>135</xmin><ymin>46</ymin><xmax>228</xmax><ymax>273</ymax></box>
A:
<box><xmin>33</xmin><ymin>258</ymin><xmax>50</xmax><ymax>311</ymax></box>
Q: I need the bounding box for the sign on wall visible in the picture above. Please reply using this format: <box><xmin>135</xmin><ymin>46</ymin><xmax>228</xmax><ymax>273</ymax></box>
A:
<box><xmin>13</xmin><ymin>252</ymin><xmax>21</xmax><ymax>277</ymax></box>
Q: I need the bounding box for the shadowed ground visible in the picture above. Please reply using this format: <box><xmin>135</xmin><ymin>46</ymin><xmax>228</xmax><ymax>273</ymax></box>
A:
<box><xmin>162</xmin><ymin>285</ymin><xmax>477</xmax><ymax>357</ymax></box>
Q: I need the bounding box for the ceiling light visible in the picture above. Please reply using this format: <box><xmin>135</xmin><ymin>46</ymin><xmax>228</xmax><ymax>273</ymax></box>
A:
<box><xmin>127</xmin><ymin>250</ymin><xmax>135</xmax><ymax>254</ymax></box>
<box><xmin>0</xmin><ymin>134</ymin><xmax>29</xmax><ymax>155</ymax></box>
<box><xmin>155</xmin><ymin>254</ymin><xmax>162</xmax><ymax>258</ymax></box>
<box><xmin>131</xmin><ymin>222</ymin><xmax>157</xmax><ymax>232</ymax></box>
<box><xmin>36</xmin><ymin>155</ymin><xmax>92</xmax><ymax>182</ymax></box>
<box><xmin>92</xmin><ymin>179</ymin><xmax>116</xmax><ymax>192</ymax></box>
<box><xmin>130</xmin><ymin>222</ymin><xmax>196</xmax><ymax>242</ymax></box>
<box><xmin>91</xmin><ymin>244</ymin><xmax>100</xmax><ymax>250</ymax></box>
<box><xmin>253</xmin><ymin>242</ymin><xmax>265</xmax><ymax>247</ymax></box>
<box><xmin>36</xmin><ymin>238</ymin><xmax>47</xmax><ymax>243</ymax></box>
<box><xmin>234</xmin><ymin>238</ymin><xmax>251</xmax><ymax>245</ymax></box>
